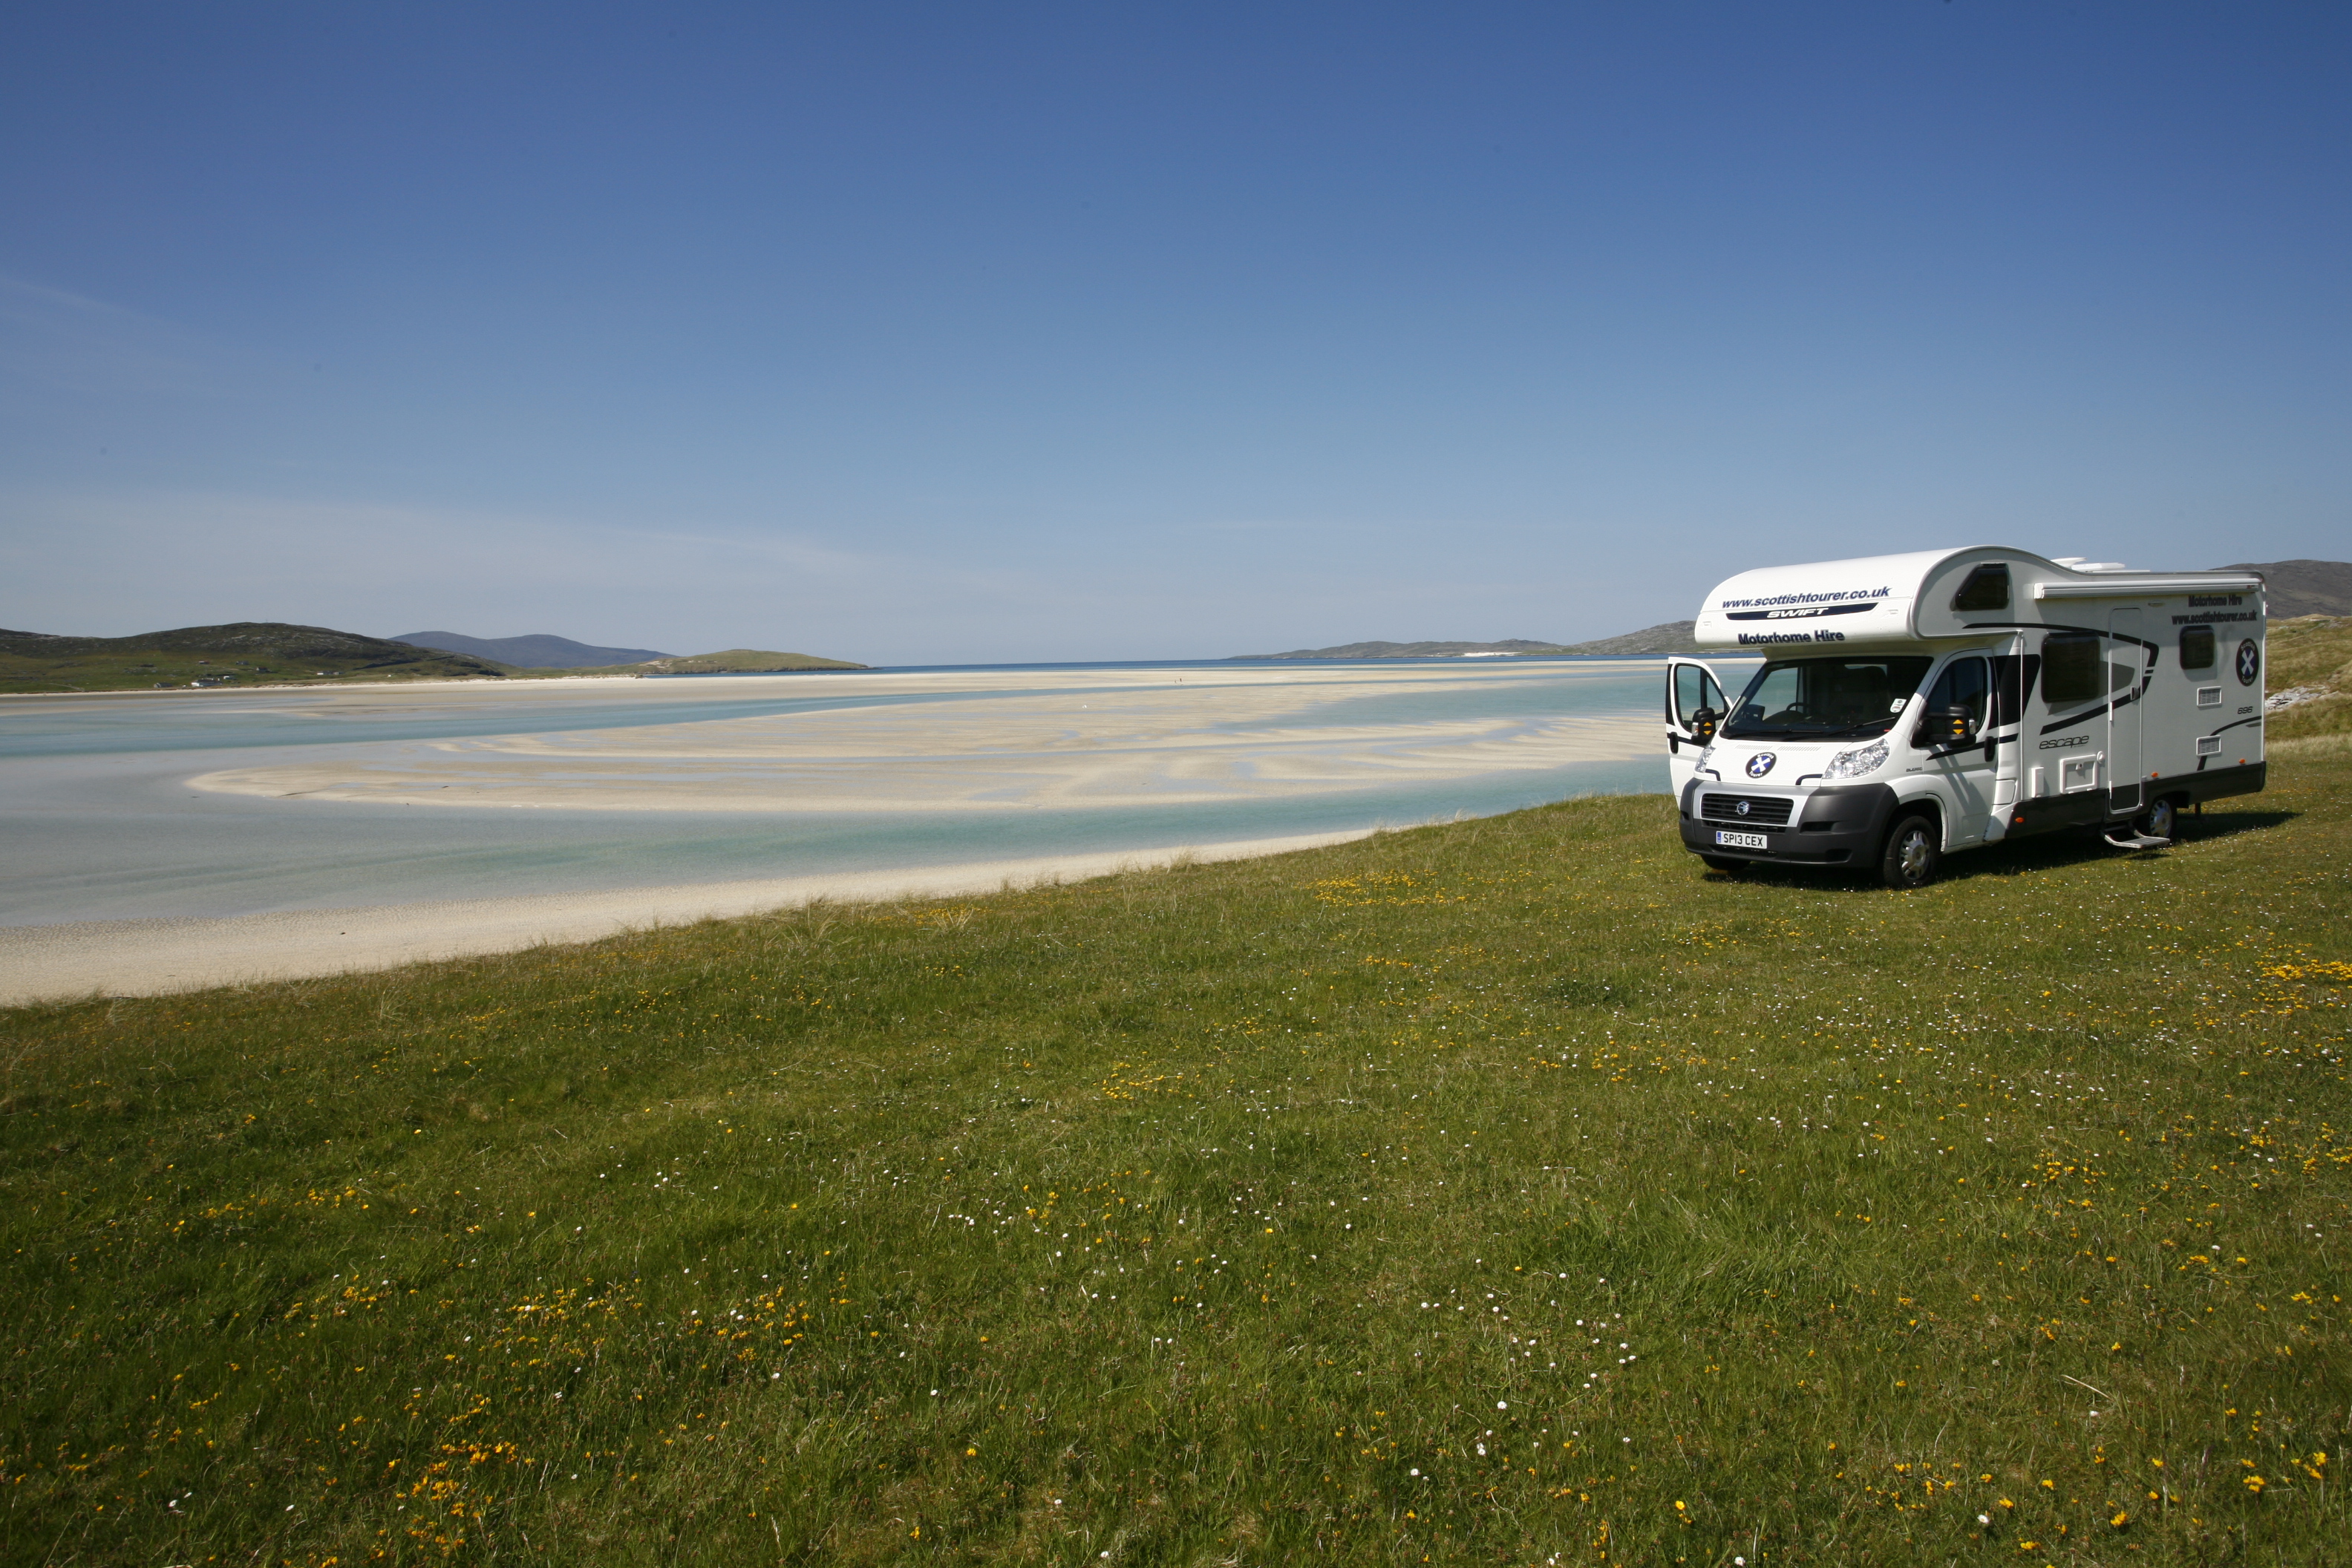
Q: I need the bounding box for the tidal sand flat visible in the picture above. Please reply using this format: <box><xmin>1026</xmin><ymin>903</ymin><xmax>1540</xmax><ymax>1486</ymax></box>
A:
<box><xmin>187</xmin><ymin>664</ymin><xmax>1656</xmax><ymax>811</ymax></box>
<box><xmin>0</xmin><ymin>660</ymin><xmax>1667</xmax><ymax>999</ymax></box>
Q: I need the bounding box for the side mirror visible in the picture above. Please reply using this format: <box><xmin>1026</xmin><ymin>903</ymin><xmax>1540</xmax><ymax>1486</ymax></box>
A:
<box><xmin>1691</xmin><ymin>707</ymin><xmax>1719</xmax><ymax>744</ymax></box>
<box><xmin>1941</xmin><ymin>705</ymin><xmax>1978</xmax><ymax>743</ymax></box>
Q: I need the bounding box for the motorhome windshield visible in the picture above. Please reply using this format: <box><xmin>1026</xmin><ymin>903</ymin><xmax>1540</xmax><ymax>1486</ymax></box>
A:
<box><xmin>1721</xmin><ymin>656</ymin><xmax>1933</xmax><ymax>740</ymax></box>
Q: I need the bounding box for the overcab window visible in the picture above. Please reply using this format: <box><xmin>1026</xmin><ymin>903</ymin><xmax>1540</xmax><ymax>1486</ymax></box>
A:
<box><xmin>1950</xmin><ymin>564</ymin><xmax>2011</xmax><ymax>612</ymax></box>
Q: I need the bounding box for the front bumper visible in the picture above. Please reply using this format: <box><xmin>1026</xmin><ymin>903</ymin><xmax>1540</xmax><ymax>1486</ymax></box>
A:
<box><xmin>1678</xmin><ymin>780</ymin><xmax>1901</xmax><ymax>866</ymax></box>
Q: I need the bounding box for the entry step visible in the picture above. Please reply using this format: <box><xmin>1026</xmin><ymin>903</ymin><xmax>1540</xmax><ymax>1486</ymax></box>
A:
<box><xmin>2102</xmin><ymin>831</ymin><xmax>2173</xmax><ymax>850</ymax></box>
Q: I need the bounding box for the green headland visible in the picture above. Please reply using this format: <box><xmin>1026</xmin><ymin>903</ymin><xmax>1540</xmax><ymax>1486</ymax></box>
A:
<box><xmin>0</xmin><ymin>624</ymin><xmax>866</xmax><ymax>695</ymax></box>
<box><xmin>0</xmin><ymin>623</ymin><xmax>512</xmax><ymax>694</ymax></box>
<box><xmin>4</xmin><ymin>625</ymin><xmax>2346</xmax><ymax>1564</ymax></box>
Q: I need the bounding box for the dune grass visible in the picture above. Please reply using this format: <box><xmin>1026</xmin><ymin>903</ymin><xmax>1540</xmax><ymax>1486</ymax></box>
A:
<box><xmin>3</xmin><ymin>758</ymin><xmax>2347</xmax><ymax>1566</ymax></box>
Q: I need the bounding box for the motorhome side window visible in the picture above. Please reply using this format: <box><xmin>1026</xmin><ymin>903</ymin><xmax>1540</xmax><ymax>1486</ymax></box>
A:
<box><xmin>2179</xmin><ymin>625</ymin><xmax>2217</xmax><ymax>672</ymax></box>
<box><xmin>2039</xmin><ymin>632</ymin><xmax>2104</xmax><ymax>705</ymax></box>
<box><xmin>1950</xmin><ymin>564</ymin><xmax>2010</xmax><ymax>612</ymax></box>
<box><xmin>1915</xmin><ymin>656</ymin><xmax>1989</xmax><ymax>745</ymax></box>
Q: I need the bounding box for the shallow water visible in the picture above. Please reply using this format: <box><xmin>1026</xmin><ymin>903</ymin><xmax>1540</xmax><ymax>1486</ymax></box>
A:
<box><xmin>0</xmin><ymin>659</ymin><xmax>1679</xmax><ymax>926</ymax></box>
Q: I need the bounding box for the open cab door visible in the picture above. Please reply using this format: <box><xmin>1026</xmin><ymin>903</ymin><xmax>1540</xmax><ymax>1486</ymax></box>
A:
<box><xmin>1666</xmin><ymin>656</ymin><xmax>1728</xmax><ymax>801</ymax></box>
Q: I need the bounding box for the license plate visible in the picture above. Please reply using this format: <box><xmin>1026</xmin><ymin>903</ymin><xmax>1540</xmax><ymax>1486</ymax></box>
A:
<box><xmin>1714</xmin><ymin>830</ymin><xmax>1768</xmax><ymax>850</ymax></box>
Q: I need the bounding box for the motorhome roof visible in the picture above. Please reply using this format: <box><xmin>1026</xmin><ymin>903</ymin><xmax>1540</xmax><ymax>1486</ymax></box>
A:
<box><xmin>1691</xmin><ymin>547</ymin><xmax>2264</xmax><ymax>651</ymax></box>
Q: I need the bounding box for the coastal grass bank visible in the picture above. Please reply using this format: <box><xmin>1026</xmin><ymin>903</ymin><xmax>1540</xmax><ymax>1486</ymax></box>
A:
<box><xmin>3</xmin><ymin>748</ymin><xmax>2346</xmax><ymax>1564</ymax></box>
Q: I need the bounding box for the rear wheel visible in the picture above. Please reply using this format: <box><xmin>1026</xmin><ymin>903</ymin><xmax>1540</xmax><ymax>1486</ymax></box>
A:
<box><xmin>1699</xmin><ymin>855</ymin><xmax>1747</xmax><ymax>874</ymax></box>
<box><xmin>2135</xmin><ymin>795</ymin><xmax>2179</xmax><ymax>843</ymax></box>
<box><xmin>1879</xmin><ymin>814</ymin><xmax>1941</xmax><ymax>890</ymax></box>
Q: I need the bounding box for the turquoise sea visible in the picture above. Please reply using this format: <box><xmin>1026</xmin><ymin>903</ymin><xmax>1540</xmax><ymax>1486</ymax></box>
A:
<box><xmin>0</xmin><ymin>658</ymin><xmax>1685</xmax><ymax>927</ymax></box>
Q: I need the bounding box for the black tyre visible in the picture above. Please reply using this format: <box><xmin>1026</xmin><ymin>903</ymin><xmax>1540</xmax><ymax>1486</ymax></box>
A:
<box><xmin>1878</xmin><ymin>814</ymin><xmax>1941</xmax><ymax>890</ymax></box>
<box><xmin>1699</xmin><ymin>854</ymin><xmax>1747</xmax><ymax>874</ymax></box>
<box><xmin>2135</xmin><ymin>795</ymin><xmax>2178</xmax><ymax>843</ymax></box>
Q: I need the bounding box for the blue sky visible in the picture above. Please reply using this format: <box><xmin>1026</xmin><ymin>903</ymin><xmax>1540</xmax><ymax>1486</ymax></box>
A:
<box><xmin>4</xmin><ymin>2</ymin><xmax>2345</xmax><ymax>662</ymax></box>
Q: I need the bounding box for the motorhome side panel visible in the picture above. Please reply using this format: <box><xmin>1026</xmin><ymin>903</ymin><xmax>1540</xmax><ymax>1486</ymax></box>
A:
<box><xmin>1969</xmin><ymin>578</ymin><xmax>2267</xmax><ymax>840</ymax></box>
<box><xmin>2161</xmin><ymin>585</ymin><xmax>2268</xmax><ymax>806</ymax></box>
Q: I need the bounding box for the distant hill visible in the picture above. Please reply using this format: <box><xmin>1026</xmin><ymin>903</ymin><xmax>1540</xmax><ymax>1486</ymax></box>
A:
<box><xmin>602</xmin><ymin>648</ymin><xmax>868</xmax><ymax>674</ymax></box>
<box><xmin>2216</xmin><ymin>560</ymin><xmax>2352</xmax><ymax>619</ymax></box>
<box><xmin>1228</xmin><ymin>638</ymin><xmax>1571</xmax><ymax>660</ymax></box>
<box><xmin>0</xmin><ymin>622</ymin><xmax>509</xmax><ymax>694</ymax></box>
<box><xmin>1555</xmin><ymin>620</ymin><xmax>1703</xmax><ymax>656</ymax></box>
<box><xmin>393</xmin><ymin>630</ymin><xmax>673</xmax><ymax>668</ymax></box>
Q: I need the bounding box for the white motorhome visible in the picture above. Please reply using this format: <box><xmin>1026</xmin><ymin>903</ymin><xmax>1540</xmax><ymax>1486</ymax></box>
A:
<box><xmin>1665</xmin><ymin>548</ymin><xmax>2268</xmax><ymax>888</ymax></box>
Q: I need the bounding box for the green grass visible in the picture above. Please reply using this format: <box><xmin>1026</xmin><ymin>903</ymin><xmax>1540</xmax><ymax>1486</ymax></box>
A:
<box><xmin>2267</xmin><ymin>617</ymin><xmax>2352</xmax><ymax>743</ymax></box>
<box><xmin>4</xmin><ymin>760</ymin><xmax>2348</xmax><ymax>1566</ymax></box>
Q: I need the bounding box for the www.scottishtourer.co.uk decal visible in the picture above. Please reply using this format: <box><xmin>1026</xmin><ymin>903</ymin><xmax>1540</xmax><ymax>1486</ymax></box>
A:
<box><xmin>1718</xmin><ymin>586</ymin><xmax>1889</xmax><ymax>612</ymax></box>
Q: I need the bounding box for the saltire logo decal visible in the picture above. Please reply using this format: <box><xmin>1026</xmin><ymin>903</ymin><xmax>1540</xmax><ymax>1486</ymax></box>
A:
<box><xmin>1745</xmin><ymin>752</ymin><xmax>1777</xmax><ymax>778</ymax></box>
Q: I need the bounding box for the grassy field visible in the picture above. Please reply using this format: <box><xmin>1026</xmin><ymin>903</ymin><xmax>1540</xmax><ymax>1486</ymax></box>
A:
<box><xmin>3</xmin><ymin>757</ymin><xmax>2347</xmax><ymax>1565</ymax></box>
<box><xmin>2266</xmin><ymin>617</ymin><xmax>2352</xmax><ymax>743</ymax></box>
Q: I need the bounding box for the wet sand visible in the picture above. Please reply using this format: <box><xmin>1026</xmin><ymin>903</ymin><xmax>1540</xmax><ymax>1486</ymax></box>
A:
<box><xmin>0</xmin><ymin>829</ymin><xmax>1373</xmax><ymax>1005</ymax></box>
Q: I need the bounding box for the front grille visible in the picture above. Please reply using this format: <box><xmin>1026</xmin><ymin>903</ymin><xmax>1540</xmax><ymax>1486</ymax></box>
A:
<box><xmin>1700</xmin><ymin>793</ymin><xmax>1793</xmax><ymax>827</ymax></box>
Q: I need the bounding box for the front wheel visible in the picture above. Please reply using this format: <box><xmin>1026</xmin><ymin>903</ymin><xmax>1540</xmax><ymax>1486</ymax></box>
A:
<box><xmin>1879</xmin><ymin>814</ymin><xmax>1941</xmax><ymax>890</ymax></box>
<box><xmin>2135</xmin><ymin>795</ymin><xmax>2178</xmax><ymax>843</ymax></box>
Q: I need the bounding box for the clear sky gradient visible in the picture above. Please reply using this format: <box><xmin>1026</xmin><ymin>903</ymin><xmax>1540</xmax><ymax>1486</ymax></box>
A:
<box><xmin>4</xmin><ymin>3</ymin><xmax>2345</xmax><ymax>662</ymax></box>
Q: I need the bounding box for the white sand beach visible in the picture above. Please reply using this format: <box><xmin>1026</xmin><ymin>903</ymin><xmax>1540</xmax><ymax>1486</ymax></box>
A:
<box><xmin>0</xmin><ymin>828</ymin><xmax>1373</xmax><ymax>1005</ymax></box>
<box><xmin>2</xmin><ymin>661</ymin><xmax>1669</xmax><ymax>1004</ymax></box>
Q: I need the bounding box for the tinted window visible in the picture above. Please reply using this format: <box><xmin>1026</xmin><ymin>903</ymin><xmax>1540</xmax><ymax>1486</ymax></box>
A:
<box><xmin>1950</xmin><ymin>564</ymin><xmax>2011</xmax><ymax>612</ymax></box>
<box><xmin>2180</xmin><ymin>625</ymin><xmax>2216</xmax><ymax>671</ymax></box>
<box><xmin>1916</xmin><ymin>657</ymin><xmax>1990</xmax><ymax>745</ymax></box>
<box><xmin>1722</xmin><ymin>656</ymin><xmax>1933</xmax><ymax>739</ymax></box>
<box><xmin>2041</xmin><ymin>632</ymin><xmax>2103</xmax><ymax>705</ymax></box>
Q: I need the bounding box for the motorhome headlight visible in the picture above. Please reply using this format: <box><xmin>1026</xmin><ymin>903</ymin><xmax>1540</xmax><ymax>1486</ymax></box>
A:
<box><xmin>1823</xmin><ymin>738</ymin><xmax>1889</xmax><ymax>780</ymax></box>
